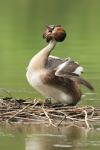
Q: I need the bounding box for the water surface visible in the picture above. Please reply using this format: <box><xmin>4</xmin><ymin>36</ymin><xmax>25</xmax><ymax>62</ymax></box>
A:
<box><xmin>0</xmin><ymin>123</ymin><xmax>100</xmax><ymax>150</ymax></box>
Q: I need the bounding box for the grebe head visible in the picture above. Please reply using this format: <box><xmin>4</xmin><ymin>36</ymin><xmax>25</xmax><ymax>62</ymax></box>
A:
<box><xmin>43</xmin><ymin>25</ymin><xmax>66</xmax><ymax>42</ymax></box>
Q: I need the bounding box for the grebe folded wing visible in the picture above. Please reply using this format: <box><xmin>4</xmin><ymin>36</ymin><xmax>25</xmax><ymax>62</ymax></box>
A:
<box><xmin>54</xmin><ymin>59</ymin><xmax>94</xmax><ymax>91</ymax></box>
<box><xmin>55</xmin><ymin>58</ymin><xmax>84</xmax><ymax>76</ymax></box>
<box><xmin>45</xmin><ymin>55</ymin><xmax>65</xmax><ymax>69</ymax></box>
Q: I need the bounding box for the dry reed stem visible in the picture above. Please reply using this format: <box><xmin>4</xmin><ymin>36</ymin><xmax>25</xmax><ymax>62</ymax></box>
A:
<box><xmin>42</xmin><ymin>107</ymin><xmax>57</xmax><ymax>127</ymax></box>
<box><xmin>83</xmin><ymin>110</ymin><xmax>90</xmax><ymax>129</ymax></box>
<box><xmin>0</xmin><ymin>98</ymin><xmax>99</xmax><ymax>128</ymax></box>
<box><xmin>6</xmin><ymin>100</ymin><xmax>39</xmax><ymax>122</ymax></box>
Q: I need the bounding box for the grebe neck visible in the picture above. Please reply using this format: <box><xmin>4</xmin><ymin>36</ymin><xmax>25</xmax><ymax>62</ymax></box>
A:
<box><xmin>28</xmin><ymin>40</ymin><xmax>56</xmax><ymax>70</ymax></box>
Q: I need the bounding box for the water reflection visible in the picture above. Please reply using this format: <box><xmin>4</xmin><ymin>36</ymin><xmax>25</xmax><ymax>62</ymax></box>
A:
<box><xmin>11</xmin><ymin>124</ymin><xmax>100</xmax><ymax>150</ymax></box>
<box><xmin>0</xmin><ymin>123</ymin><xmax>100</xmax><ymax>150</ymax></box>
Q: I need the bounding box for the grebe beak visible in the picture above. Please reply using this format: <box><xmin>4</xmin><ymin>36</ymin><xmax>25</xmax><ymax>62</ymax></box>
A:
<box><xmin>43</xmin><ymin>25</ymin><xmax>55</xmax><ymax>42</ymax></box>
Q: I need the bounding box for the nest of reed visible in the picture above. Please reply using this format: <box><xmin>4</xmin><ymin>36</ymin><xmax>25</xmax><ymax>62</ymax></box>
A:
<box><xmin>0</xmin><ymin>97</ymin><xmax>100</xmax><ymax>129</ymax></box>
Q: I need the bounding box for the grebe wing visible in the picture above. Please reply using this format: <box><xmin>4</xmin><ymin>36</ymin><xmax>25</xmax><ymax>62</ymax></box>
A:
<box><xmin>54</xmin><ymin>60</ymin><xmax>94</xmax><ymax>91</ymax></box>
<box><xmin>46</xmin><ymin>56</ymin><xmax>84</xmax><ymax>76</ymax></box>
<box><xmin>46</xmin><ymin>55</ymin><xmax>65</xmax><ymax>69</ymax></box>
<box><xmin>55</xmin><ymin>58</ymin><xmax>84</xmax><ymax>76</ymax></box>
<box><xmin>46</xmin><ymin>56</ymin><xmax>93</xmax><ymax>90</ymax></box>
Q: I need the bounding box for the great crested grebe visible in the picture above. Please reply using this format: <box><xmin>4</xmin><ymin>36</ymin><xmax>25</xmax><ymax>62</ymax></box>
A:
<box><xmin>26</xmin><ymin>25</ymin><xmax>93</xmax><ymax>106</ymax></box>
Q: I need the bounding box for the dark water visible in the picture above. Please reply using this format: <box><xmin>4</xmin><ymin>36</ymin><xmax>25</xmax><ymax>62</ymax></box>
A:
<box><xmin>0</xmin><ymin>0</ymin><xmax>100</xmax><ymax>150</ymax></box>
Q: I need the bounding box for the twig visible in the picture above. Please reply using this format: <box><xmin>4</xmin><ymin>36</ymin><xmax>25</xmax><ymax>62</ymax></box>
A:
<box><xmin>6</xmin><ymin>100</ymin><xmax>39</xmax><ymax>122</ymax></box>
<box><xmin>42</xmin><ymin>107</ymin><xmax>56</xmax><ymax>127</ymax></box>
<box><xmin>89</xmin><ymin>106</ymin><xmax>95</xmax><ymax>118</ymax></box>
<box><xmin>57</xmin><ymin>116</ymin><xmax>66</xmax><ymax>126</ymax></box>
<box><xmin>0</xmin><ymin>97</ymin><xmax>99</xmax><ymax>127</ymax></box>
<box><xmin>83</xmin><ymin>110</ymin><xmax>90</xmax><ymax>129</ymax></box>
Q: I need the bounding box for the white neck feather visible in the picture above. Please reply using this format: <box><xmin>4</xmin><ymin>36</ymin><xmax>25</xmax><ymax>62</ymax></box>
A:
<box><xmin>41</xmin><ymin>40</ymin><xmax>56</xmax><ymax>53</ymax></box>
<box><xmin>28</xmin><ymin>40</ymin><xmax>56</xmax><ymax>70</ymax></box>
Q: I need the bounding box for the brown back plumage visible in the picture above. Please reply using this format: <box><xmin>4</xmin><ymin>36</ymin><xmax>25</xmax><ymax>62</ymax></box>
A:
<box><xmin>42</xmin><ymin>70</ymin><xmax>82</xmax><ymax>105</ymax></box>
<box><xmin>45</xmin><ymin>55</ymin><xmax>94</xmax><ymax>91</ymax></box>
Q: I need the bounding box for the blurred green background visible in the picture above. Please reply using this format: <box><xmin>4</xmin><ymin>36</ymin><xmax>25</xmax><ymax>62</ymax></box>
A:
<box><xmin>0</xmin><ymin>1</ymin><xmax>100</xmax><ymax>150</ymax></box>
<box><xmin>0</xmin><ymin>0</ymin><xmax>100</xmax><ymax>105</ymax></box>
